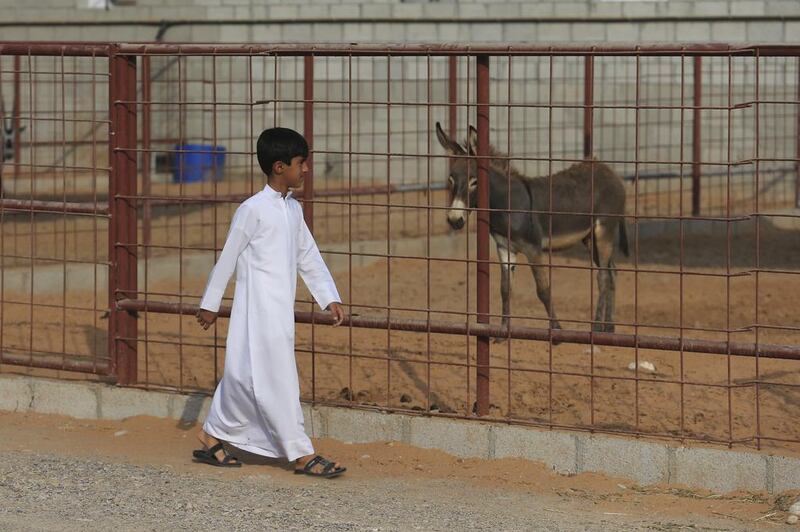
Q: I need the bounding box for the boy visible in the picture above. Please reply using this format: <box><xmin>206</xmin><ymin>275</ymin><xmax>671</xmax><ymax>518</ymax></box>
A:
<box><xmin>193</xmin><ymin>127</ymin><xmax>347</xmax><ymax>478</ymax></box>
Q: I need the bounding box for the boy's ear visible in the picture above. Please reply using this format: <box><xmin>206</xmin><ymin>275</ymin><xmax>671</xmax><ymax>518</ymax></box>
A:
<box><xmin>271</xmin><ymin>160</ymin><xmax>284</xmax><ymax>175</ymax></box>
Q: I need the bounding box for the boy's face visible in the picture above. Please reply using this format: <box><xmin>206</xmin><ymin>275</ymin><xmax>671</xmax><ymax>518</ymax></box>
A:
<box><xmin>273</xmin><ymin>155</ymin><xmax>308</xmax><ymax>188</ymax></box>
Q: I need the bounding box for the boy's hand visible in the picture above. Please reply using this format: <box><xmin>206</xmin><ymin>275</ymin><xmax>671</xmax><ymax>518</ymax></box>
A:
<box><xmin>327</xmin><ymin>302</ymin><xmax>346</xmax><ymax>327</ymax></box>
<box><xmin>196</xmin><ymin>309</ymin><xmax>218</xmax><ymax>330</ymax></box>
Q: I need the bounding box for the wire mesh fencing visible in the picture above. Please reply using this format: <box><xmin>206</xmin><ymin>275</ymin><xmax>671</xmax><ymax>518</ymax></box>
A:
<box><xmin>1</xmin><ymin>42</ymin><xmax>799</xmax><ymax>453</ymax></box>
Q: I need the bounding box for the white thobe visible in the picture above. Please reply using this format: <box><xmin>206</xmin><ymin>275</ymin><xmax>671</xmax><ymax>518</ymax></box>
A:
<box><xmin>199</xmin><ymin>184</ymin><xmax>340</xmax><ymax>461</ymax></box>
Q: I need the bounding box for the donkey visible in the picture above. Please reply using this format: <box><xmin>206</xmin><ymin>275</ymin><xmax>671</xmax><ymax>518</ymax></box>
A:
<box><xmin>436</xmin><ymin>122</ymin><xmax>628</xmax><ymax>334</ymax></box>
<box><xmin>0</xmin><ymin>99</ymin><xmax>22</xmax><ymax>195</ymax></box>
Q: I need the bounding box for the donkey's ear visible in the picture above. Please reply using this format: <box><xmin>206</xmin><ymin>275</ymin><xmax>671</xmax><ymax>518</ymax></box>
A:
<box><xmin>435</xmin><ymin>121</ymin><xmax>464</xmax><ymax>155</ymax></box>
<box><xmin>466</xmin><ymin>125</ymin><xmax>479</xmax><ymax>156</ymax></box>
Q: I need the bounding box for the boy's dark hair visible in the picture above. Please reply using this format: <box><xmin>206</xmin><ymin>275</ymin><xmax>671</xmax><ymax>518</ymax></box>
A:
<box><xmin>256</xmin><ymin>127</ymin><xmax>309</xmax><ymax>176</ymax></box>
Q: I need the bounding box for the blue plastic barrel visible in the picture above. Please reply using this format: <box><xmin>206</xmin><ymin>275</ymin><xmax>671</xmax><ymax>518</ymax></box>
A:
<box><xmin>173</xmin><ymin>144</ymin><xmax>226</xmax><ymax>183</ymax></box>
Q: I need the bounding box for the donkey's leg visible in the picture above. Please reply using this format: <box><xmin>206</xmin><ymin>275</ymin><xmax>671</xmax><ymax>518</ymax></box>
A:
<box><xmin>593</xmin><ymin>220</ymin><xmax>617</xmax><ymax>333</ymax></box>
<box><xmin>586</xmin><ymin>233</ymin><xmax>607</xmax><ymax>332</ymax></box>
<box><xmin>604</xmin><ymin>258</ymin><xmax>617</xmax><ymax>333</ymax></box>
<box><xmin>494</xmin><ymin>243</ymin><xmax>514</xmax><ymax>343</ymax></box>
<box><xmin>528</xmin><ymin>260</ymin><xmax>561</xmax><ymax>331</ymax></box>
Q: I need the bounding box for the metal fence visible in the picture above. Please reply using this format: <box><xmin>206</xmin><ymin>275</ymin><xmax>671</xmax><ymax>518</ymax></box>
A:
<box><xmin>1</xmin><ymin>42</ymin><xmax>799</xmax><ymax>454</ymax></box>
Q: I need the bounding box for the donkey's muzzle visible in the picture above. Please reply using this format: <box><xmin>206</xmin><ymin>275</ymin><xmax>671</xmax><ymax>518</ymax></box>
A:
<box><xmin>447</xmin><ymin>217</ymin><xmax>465</xmax><ymax>230</ymax></box>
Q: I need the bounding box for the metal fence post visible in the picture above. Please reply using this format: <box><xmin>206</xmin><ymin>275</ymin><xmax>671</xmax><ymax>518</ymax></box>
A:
<box><xmin>583</xmin><ymin>55</ymin><xmax>594</xmax><ymax>159</ymax></box>
<box><xmin>12</xmin><ymin>54</ymin><xmax>20</xmax><ymax>182</ymax></box>
<box><xmin>109</xmin><ymin>51</ymin><xmax>138</xmax><ymax>385</ymax></box>
<box><xmin>303</xmin><ymin>55</ymin><xmax>314</xmax><ymax>231</ymax></box>
<box><xmin>141</xmin><ymin>54</ymin><xmax>151</xmax><ymax>259</ymax></box>
<box><xmin>476</xmin><ymin>54</ymin><xmax>491</xmax><ymax>416</ymax></box>
<box><xmin>796</xmin><ymin>57</ymin><xmax>800</xmax><ymax>208</ymax></box>
<box><xmin>448</xmin><ymin>56</ymin><xmax>458</xmax><ymax>146</ymax></box>
<box><xmin>693</xmin><ymin>56</ymin><xmax>702</xmax><ymax>217</ymax></box>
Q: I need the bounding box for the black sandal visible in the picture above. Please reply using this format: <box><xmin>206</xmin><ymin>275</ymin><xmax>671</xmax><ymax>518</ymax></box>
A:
<box><xmin>294</xmin><ymin>455</ymin><xmax>346</xmax><ymax>478</ymax></box>
<box><xmin>192</xmin><ymin>442</ymin><xmax>242</xmax><ymax>468</ymax></box>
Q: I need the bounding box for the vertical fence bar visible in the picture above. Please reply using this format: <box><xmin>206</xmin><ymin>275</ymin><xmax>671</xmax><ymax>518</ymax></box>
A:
<box><xmin>795</xmin><ymin>57</ymin><xmax>800</xmax><ymax>208</ymax></box>
<box><xmin>141</xmin><ymin>54</ymin><xmax>151</xmax><ymax>258</ymax></box>
<box><xmin>692</xmin><ymin>56</ymin><xmax>702</xmax><ymax>217</ymax></box>
<box><xmin>583</xmin><ymin>55</ymin><xmax>594</xmax><ymax>159</ymax></box>
<box><xmin>475</xmin><ymin>54</ymin><xmax>490</xmax><ymax>417</ymax></box>
<box><xmin>12</xmin><ymin>54</ymin><xmax>20</xmax><ymax>183</ymax></box>
<box><xmin>109</xmin><ymin>51</ymin><xmax>138</xmax><ymax>385</ymax></box>
<box><xmin>448</xmin><ymin>56</ymin><xmax>458</xmax><ymax>144</ymax></box>
<box><xmin>303</xmin><ymin>54</ymin><xmax>314</xmax><ymax>231</ymax></box>
<box><xmin>448</xmin><ymin>56</ymin><xmax>458</xmax><ymax>207</ymax></box>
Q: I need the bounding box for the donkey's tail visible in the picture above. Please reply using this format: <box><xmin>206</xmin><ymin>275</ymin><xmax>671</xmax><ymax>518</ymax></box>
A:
<box><xmin>618</xmin><ymin>219</ymin><xmax>630</xmax><ymax>257</ymax></box>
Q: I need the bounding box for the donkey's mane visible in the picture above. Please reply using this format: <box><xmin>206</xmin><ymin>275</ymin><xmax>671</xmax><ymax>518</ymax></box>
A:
<box><xmin>486</xmin><ymin>144</ymin><xmax>527</xmax><ymax>181</ymax></box>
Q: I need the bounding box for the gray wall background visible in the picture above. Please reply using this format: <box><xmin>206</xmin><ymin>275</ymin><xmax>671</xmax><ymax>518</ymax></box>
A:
<box><xmin>0</xmin><ymin>0</ymin><xmax>798</xmax><ymax>44</ymax></box>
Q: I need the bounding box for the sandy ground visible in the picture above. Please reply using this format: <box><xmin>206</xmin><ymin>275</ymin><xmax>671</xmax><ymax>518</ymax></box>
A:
<box><xmin>0</xmin><ymin>410</ymin><xmax>796</xmax><ymax>531</ymax></box>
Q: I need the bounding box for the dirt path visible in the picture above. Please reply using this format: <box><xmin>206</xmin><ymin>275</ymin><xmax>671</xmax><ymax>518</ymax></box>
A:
<box><xmin>1</xmin><ymin>411</ymin><xmax>795</xmax><ymax>531</ymax></box>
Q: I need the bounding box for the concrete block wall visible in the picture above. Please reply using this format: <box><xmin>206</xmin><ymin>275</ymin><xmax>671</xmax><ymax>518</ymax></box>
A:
<box><xmin>0</xmin><ymin>1</ymin><xmax>798</xmax><ymax>44</ymax></box>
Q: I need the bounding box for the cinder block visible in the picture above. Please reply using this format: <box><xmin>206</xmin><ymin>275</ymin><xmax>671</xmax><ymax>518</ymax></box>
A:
<box><xmin>694</xmin><ymin>1</ymin><xmax>729</xmax><ymax>16</ymax></box>
<box><xmin>304</xmin><ymin>405</ymin><xmax>328</xmax><ymax>439</ymax></box>
<box><xmin>234</xmin><ymin>6</ymin><xmax>251</xmax><ymax>20</ymax></box>
<box><xmin>459</xmin><ymin>3</ymin><xmax>488</xmax><ymax>19</ymax></box>
<box><xmin>591</xmin><ymin>2</ymin><xmax>623</xmax><ymax>18</ymax></box>
<box><xmin>772</xmin><ymin>455</ymin><xmax>800</xmax><ymax>493</ymax></box>
<box><xmin>662</xmin><ymin>0</ymin><xmax>695</xmax><ymax>17</ymax></box>
<box><xmin>604</xmin><ymin>22</ymin><xmax>639</xmax><ymax>42</ymax></box>
<box><xmin>766</xmin><ymin>1</ymin><xmax>800</xmax><ymax>16</ymax></box>
<box><xmin>437</xmin><ymin>22</ymin><xmax>461</xmax><ymax>42</ymax></box>
<box><xmin>408</xmin><ymin>416</ymin><xmax>491</xmax><ymax>458</ymax></box>
<box><xmin>311</xmin><ymin>23</ymin><xmax>343</xmax><ymax>42</ymax></box>
<box><xmin>207</xmin><ymin>7</ymin><xmax>235</xmax><ymax>19</ymax></box>
<box><xmin>490</xmin><ymin>3</ymin><xmax>521</xmax><ymax>18</ymax></box>
<box><xmin>269</xmin><ymin>4</ymin><xmax>298</xmax><ymax>19</ymax></box>
<box><xmin>520</xmin><ymin>2</ymin><xmax>554</xmax><ymax>17</ymax></box>
<box><xmin>638</xmin><ymin>22</ymin><xmax>675</xmax><ymax>42</ymax></box>
<box><xmin>493</xmin><ymin>425</ymin><xmax>577</xmax><ymax>474</ymax></box>
<box><xmin>674</xmin><ymin>22</ymin><xmax>712</xmax><ymax>42</ymax></box>
<box><xmin>423</xmin><ymin>3</ymin><xmax>458</xmax><ymax>19</ymax></box>
<box><xmin>169</xmin><ymin>393</ymin><xmax>211</xmax><ymax>427</ymax></box>
<box><xmin>711</xmin><ymin>22</ymin><xmax>747</xmax><ymax>42</ymax></box>
<box><xmin>787</xmin><ymin>22</ymin><xmax>800</xmax><ymax>39</ymax></box>
<box><xmin>731</xmin><ymin>1</ymin><xmax>766</xmax><ymax>16</ymax></box>
<box><xmin>98</xmin><ymin>385</ymin><xmax>171</xmax><ymax>420</ymax></box>
<box><xmin>466</xmin><ymin>22</ymin><xmax>503</xmax><ymax>42</ymax></box>
<box><xmin>372</xmin><ymin>23</ymin><xmax>406</xmax><ymax>42</ymax></box>
<box><xmin>361</xmin><ymin>3</ymin><xmax>392</xmax><ymax>19</ymax></box>
<box><xmin>674</xmin><ymin>447</ymin><xmax>768</xmax><ymax>493</ymax></box>
<box><xmin>31</xmin><ymin>378</ymin><xmax>98</xmax><ymax>419</ymax></box>
<box><xmin>570</xmin><ymin>23</ymin><xmax>606</xmax><ymax>42</ymax></box>
<box><xmin>504</xmin><ymin>22</ymin><xmax>535</xmax><ymax>42</ymax></box>
<box><xmin>579</xmin><ymin>434</ymin><xmax>670</xmax><ymax>485</ymax></box>
<box><xmin>746</xmin><ymin>21</ymin><xmax>784</xmax><ymax>42</ymax></box>
<box><xmin>342</xmin><ymin>23</ymin><xmax>375</xmax><ymax>43</ymax></box>
<box><xmin>324</xmin><ymin>407</ymin><xmax>407</xmax><ymax>444</ymax></box>
<box><xmin>535</xmin><ymin>23</ymin><xmax>571</xmax><ymax>42</ymax></box>
<box><xmin>554</xmin><ymin>2</ymin><xmax>589</xmax><ymax>18</ymax></box>
<box><xmin>623</xmin><ymin>2</ymin><xmax>657</xmax><ymax>18</ymax></box>
<box><xmin>406</xmin><ymin>23</ymin><xmax>439</xmax><ymax>42</ymax></box>
<box><xmin>393</xmin><ymin>3</ymin><xmax>424</xmax><ymax>19</ymax></box>
<box><xmin>0</xmin><ymin>376</ymin><xmax>32</xmax><ymax>413</ymax></box>
<box><xmin>331</xmin><ymin>4</ymin><xmax>360</xmax><ymax>19</ymax></box>
<box><xmin>221</xmin><ymin>23</ymin><xmax>260</xmax><ymax>43</ymax></box>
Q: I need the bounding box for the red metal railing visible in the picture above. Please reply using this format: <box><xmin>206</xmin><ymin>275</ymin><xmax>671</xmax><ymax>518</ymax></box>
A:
<box><xmin>1</xmin><ymin>42</ymin><xmax>800</xmax><ymax>453</ymax></box>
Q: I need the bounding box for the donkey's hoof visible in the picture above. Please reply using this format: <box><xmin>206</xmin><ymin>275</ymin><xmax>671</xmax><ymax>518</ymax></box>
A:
<box><xmin>604</xmin><ymin>324</ymin><xmax>615</xmax><ymax>333</ymax></box>
<box><xmin>591</xmin><ymin>323</ymin><xmax>605</xmax><ymax>333</ymax></box>
<box><xmin>492</xmin><ymin>336</ymin><xmax>508</xmax><ymax>344</ymax></box>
